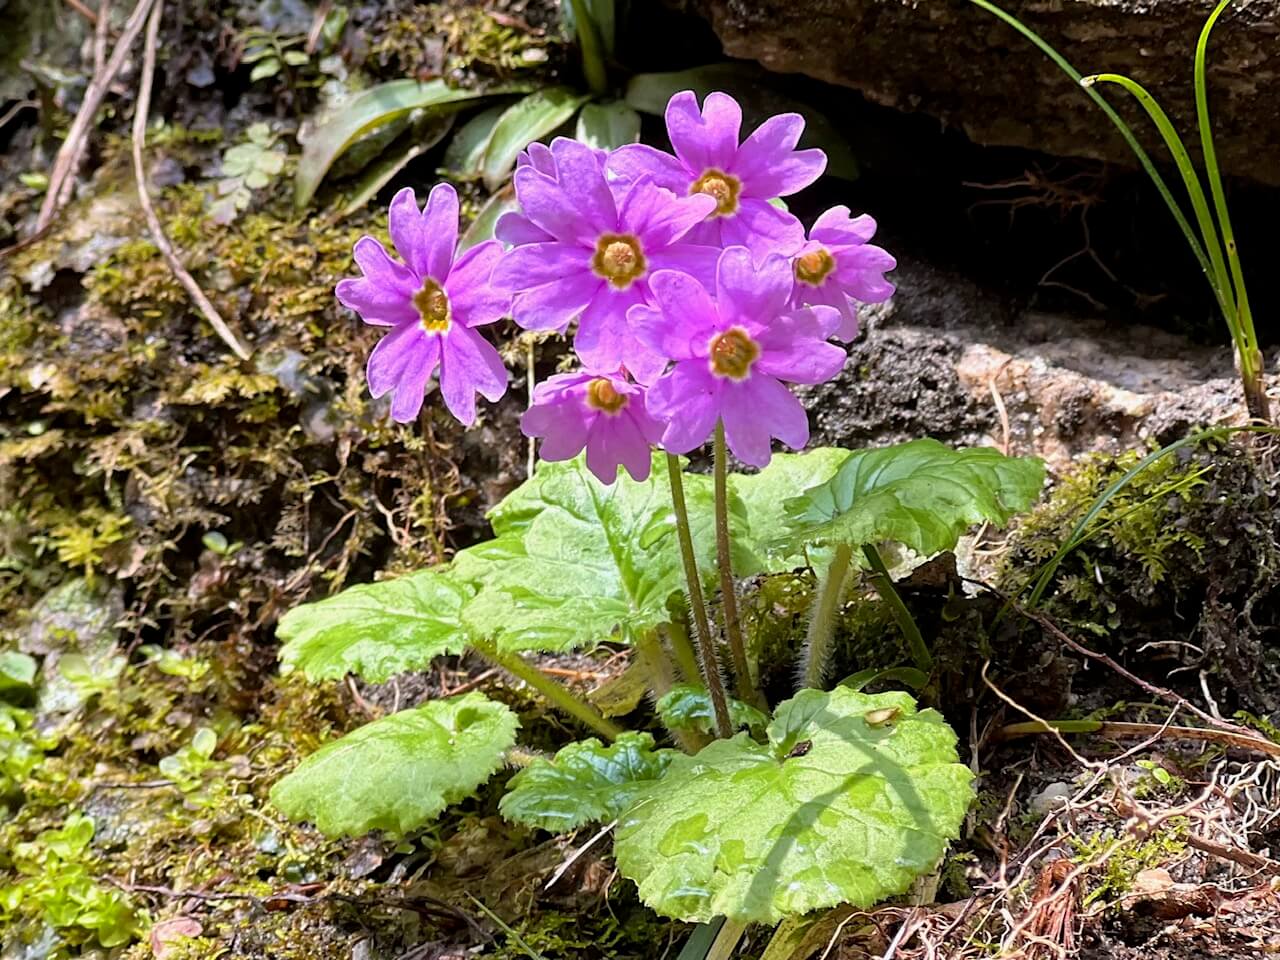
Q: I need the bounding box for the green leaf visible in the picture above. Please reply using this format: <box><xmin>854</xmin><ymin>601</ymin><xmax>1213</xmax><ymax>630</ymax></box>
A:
<box><xmin>561</xmin><ymin>0</ymin><xmax>616</xmax><ymax>55</ymax></box>
<box><xmin>730</xmin><ymin>447</ymin><xmax>852</xmax><ymax>572</ymax></box>
<box><xmin>481</xmin><ymin>87</ymin><xmax>589</xmax><ymax>191</ymax></box>
<box><xmin>338</xmin><ymin>115</ymin><xmax>456</xmax><ymax>219</ymax></box>
<box><xmin>249</xmin><ymin>58</ymin><xmax>282</xmax><ymax>82</ymax></box>
<box><xmin>499</xmin><ymin>732</ymin><xmax>676</xmax><ymax>831</ymax></box>
<box><xmin>443</xmin><ymin>103</ymin><xmax>510</xmax><ymax>177</ymax></box>
<box><xmin>0</xmin><ymin>651</ymin><xmax>37</xmax><ymax>698</ymax></box>
<box><xmin>656</xmin><ymin>683</ymin><xmax>769</xmax><ymax>738</ymax></box>
<box><xmin>615</xmin><ymin>688</ymin><xmax>973</xmax><ymax>923</ymax></box>
<box><xmin>459</xmin><ymin>454</ymin><xmax>730</xmax><ymax>653</ymax></box>
<box><xmin>626</xmin><ymin>64</ymin><xmax>859</xmax><ymax>181</ymax></box>
<box><xmin>783</xmin><ymin>439</ymin><xmax>1045</xmax><ymax>557</ymax></box>
<box><xmin>295</xmin><ymin>80</ymin><xmax>522</xmax><ymax>209</ymax></box>
<box><xmin>277</xmin><ymin>569</ymin><xmax>470</xmax><ymax>683</ymax></box>
<box><xmin>271</xmin><ymin>692</ymin><xmax>518</xmax><ymax>837</ymax></box>
<box><xmin>575</xmin><ymin>101</ymin><xmax>642</xmax><ymax>150</ymax></box>
<box><xmin>458</xmin><ymin>183</ymin><xmax>517</xmax><ymax>252</ymax></box>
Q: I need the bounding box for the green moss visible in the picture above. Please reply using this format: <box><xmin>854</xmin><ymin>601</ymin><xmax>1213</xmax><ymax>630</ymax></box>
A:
<box><xmin>1072</xmin><ymin>821</ymin><xmax>1189</xmax><ymax>908</ymax></box>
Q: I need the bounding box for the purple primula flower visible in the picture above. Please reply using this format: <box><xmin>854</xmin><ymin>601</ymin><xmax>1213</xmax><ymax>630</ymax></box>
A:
<box><xmin>607</xmin><ymin>91</ymin><xmax>826</xmax><ymax>260</ymax></box>
<box><xmin>790</xmin><ymin>206</ymin><xmax>897</xmax><ymax>341</ymax></box>
<box><xmin>521</xmin><ymin>369</ymin><xmax>665</xmax><ymax>483</ymax></box>
<box><xmin>336</xmin><ymin>184</ymin><xmax>509</xmax><ymax>426</ymax></box>
<box><xmin>490</xmin><ymin>137</ymin><xmax>719</xmax><ymax>384</ymax></box>
<box><xmin>629</xmin><ymin>246</ymin><xmax>846</xmax><ymax>468</ymax></box>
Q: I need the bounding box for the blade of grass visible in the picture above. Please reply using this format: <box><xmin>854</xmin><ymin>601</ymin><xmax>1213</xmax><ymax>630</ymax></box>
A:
<box><xmin>965</xmin><ymin>0</ymin><xmax>1216</xmax><ymax>294</ymax></box>
<box><xmin>1025</xmin><ymin>425</ymin><xmax>1280</xmax><ymax>609</ymax></box>
<box><xmin>1083</xmin><ymin>73</ymin><xmax>1236</xmax><ymax>333</ymax></box>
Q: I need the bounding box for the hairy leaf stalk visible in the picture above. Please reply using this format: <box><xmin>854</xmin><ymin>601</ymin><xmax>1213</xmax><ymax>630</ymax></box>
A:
<box><xmin>713</xmin><ymin>421</ymin><xmax>761</xmax><ymax>708</ymax></box>
<box><xmin>474</xmin><ymin>640</ymin><xmax>622</xmax><ymax>741</ymax></box>
<box><xmin>801</xmin><ymin>543</ymin><xmax>853</xmax><ymax>689</ymax></box>
<box><xmin>665</xmin><ymin>454</ymin><xmax>734</xmax><ymax>738</ymax></box>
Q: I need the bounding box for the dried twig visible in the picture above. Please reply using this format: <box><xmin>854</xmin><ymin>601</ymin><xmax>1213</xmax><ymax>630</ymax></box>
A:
<box><xmin>39</xmin><ymin>0</ymin><xmax>157</xmax><ymax>230</ymax></box>
<box><xmin>975</xmin><ymin>580</ymin><xmax>1255</xmax><ymax>739</ymax></box>
<box><xmin>93</xmin><ymin>1</ymin><xmax>111</xmax><ymax>76</ymax></box>
<box><xmin>130</xmin><ymin>0</ymin><xmax>251</xmax><ymax>360</ymax></box>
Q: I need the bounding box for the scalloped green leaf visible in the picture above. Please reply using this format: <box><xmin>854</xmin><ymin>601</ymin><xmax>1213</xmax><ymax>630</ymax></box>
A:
<box><xmin>499</xmin><ymin>732</ymin><xmax>676</xmax><ymax>831</ymax></box>
<box><xmin>277</xmin><ymin>569</ymin><xmax>470</xmax><ymax>683</ymax></box>
<box><xmin>461</xmin><ymin>454</ymin><xmax>741</xmax><ymax>653</ymax></box>
<box><xmin>656</xmin><ymin>683</ymin><xmax>769</xmax><ymax>738</ymax></box>
<box><xmin>782</xmin><ymin>439</ymin><xmax>1045</xmax><ymax>556</ymax></box>
<box><xmin>615</xmin><ymin>688</ymin><xmax>973</xmax><ymax>923</ymax></box>
<box><xmin>270</xmin><ymin>692</ymin><xmax>517</xmax><ymax>838</ymax></box>
<box><xmin>730</xmin><ymin>447</ymin><xmax>853</xmax><ymax>572</ymax></box>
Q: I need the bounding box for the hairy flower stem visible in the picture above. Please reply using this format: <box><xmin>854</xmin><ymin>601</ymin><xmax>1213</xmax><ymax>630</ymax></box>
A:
<box><xmin>664</xmin><ymin>618</ymin><xmax>703</xmax><ymax>685</ymax></box>
<box><xmin>665</xmin><ymin>453</ymin><xmax>733</xmax><ymax>738</ymax></box>
<box><xmin>637</xmin><ymin>629</ymin><xmax>707</xmax><ymax>753</ymax></box>
<box><xmin>801</xmin><ymin>543</ymin><xmax>852</xmax><ymax>690</ymax></box>
<box><xmin>474</xmin><ymin>641</ymin><xmax>622</xmax><ymax>741</ymax></box>
<box><xmin>713</xmin><ymin>421</ymin><xmax>760</xmax><ymax>708</ymax></box>
<box><xmin>862</xmin><ymin>544</ymin><xmax>934</xmax><ymax>673</ymax></box>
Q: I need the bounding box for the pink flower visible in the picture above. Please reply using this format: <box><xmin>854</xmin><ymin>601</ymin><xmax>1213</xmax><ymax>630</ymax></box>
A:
<box><xmin>336</xmin><ymin>184</ymin><xmax>509</xmax><ymax>425</ymax></box>
<box><xmin>607</xmin><ymin>91</ymin><xmax>826</xmax><ymax>260</ymax></box>
<box><xmin>521</xmin><ymin>370</ymin><xmax>665</xmax><ymax>483</ymax></box>
<box><xmin>790</xmin><ymin>206</ymin><xmax>897</xmax><ymax>341</ymax></box>
<box><xmin>630</xmin><ymin>247</ymin><xmax>846</xmax><ymax>467</ymax></box>
<box><xmin>490</xmin><ymin>138</ymin><xmax>718</xmax><ymax>384</ymax></box>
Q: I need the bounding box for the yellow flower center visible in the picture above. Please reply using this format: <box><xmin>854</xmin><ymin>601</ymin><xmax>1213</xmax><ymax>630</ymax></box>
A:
<box><xmin>795</xmin><ymin>248</ymin><xmax>836</xmax><ymax>286</ymax></box>
<box><xmin>690</xmin><ymin>169</ymin><xmax>741</xmax><ymax>217</ymax></box>
<box><xmin>586</xmin><ymin>378</ymin><xmax>629</xmax><ymax>414</ymax></box>
<box><xmin>591</xmin><ymin>234</ymin><xmax>646</xmax><ymax>288</ymax></box>
<box><xmin>708</xmin><ymin>327</ymin><xmax>760</xmax><ymax>380</ymax></box>
<box><xmin>413</xmin><ymin>278</ymin><xmax>451</xmax><ymax>332</ymax></box>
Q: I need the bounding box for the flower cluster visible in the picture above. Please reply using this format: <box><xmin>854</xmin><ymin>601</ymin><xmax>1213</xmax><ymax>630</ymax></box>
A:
<box><xmin>336</xmin><ymin>91</ymin><xmax>896</xmax><ymax>481</ymax></box>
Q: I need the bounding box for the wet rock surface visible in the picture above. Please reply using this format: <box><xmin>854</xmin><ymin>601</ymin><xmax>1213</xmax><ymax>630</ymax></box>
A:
<box><xmin>692</xmin><ymin>0</ymin><xmax>1280</xmax><ymax>184</ymax></box>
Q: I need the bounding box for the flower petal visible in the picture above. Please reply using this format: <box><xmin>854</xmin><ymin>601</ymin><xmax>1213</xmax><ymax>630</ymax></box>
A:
<box><xmin>520</xmin><ymin>141</ymin><xmax>557</xmax><ymax>177</ymax></box>
<box><xmin>666</xmin><ymin>90</ymin><xmax>742</xmax><ymax>175</ymax></box>
<box><xmin>722</xmin><ymin>375</ymin><xmax>808</xmax><ymax>466</ymax></box>
<box><xmin>509</xmin><ymin>270</ymin><xmax>601</xmax><ymax>332</ymax></box>
<box><xmin>606</xmin><ymin>143</ymin><xmax>691</xmax><ymax>193</ymax></box>
<box><xmin>387</xmin><ymin>187</ymin><xmax>429</xmax><ymax>278</ymax></box>
<box><xmin>367</xmin><ymin>322</ymin><xmax>434</xmax><ymax>398</ymax></box>
<box><xmin>584</xmin><ymin>417</ymin><xmax>623</xmax><ymax>484</ymax></box>
<box><xmin>513</xmin><ymin>165</ymin><xmax>597</xmax><ymax>245</ymax></box>
<box><xmin>548</xmin><ymin>137</ymin><xmax>617</xmax><ymax>234</ymax></box>
<box><xmin>575</xmin><ymin>286</ymin><xmax>667</xmax><ymax>384</ymax></box>
<box><xmin>645</xmin><ymin>243</ymin><xmax>719</xmax><ymax>290</ymax></box>
<box><xmin>420</xmin><ymin>182</ymin><xmax>460</xmax><ymax>282</ymax></box>
<box><xmin>439</xmin><ymin>325</ymin><xmax>508</xmax><ymax>425</ymax></box>
<box><xmin>715</xmin><ymin>247</ymin><xmax>793</xmax><ymax>332</ymax></box>
<box><xmin>811</xmin><ymin>206</ymin><xmax>878</xmax><ymax>246</ymax></box>
<box><xmin>495</xmin><ymin>211</ymin><xmax>554</xmax><ymax>246</ymax></box>
<box><xmin>388</xmin><ymin>337</ymin><xmax>441</xmax><ymax>423</ymax></box>
<box><xmin>523</xmin><ymin>381</ymin><xmax>592</xmax><ymax>462</ymax></box>
<box><xmin>619</xmin><ymin>179</ymin><xmax>716</xmax><ymax>249</ymax></box>
<box><xmin>718</xmin><ymin>198</ymin><xmax>806</xmax><ymax>259</ymax></box>
<box><xmin>755</xmin><ymin>316</ymin><xmax>847</xmax><ymax>384</ymax></box>
<box><xmin>446</xmin><ymin>240</ymin><xmax>510</xmax><ymax>327</ymax></box>
<box><xmin>834</xmin><ymin>243</ymin><xmax>897</xmax><ymax>303</ymax></box>
<box><xmin>647</xmin><ymin>362</ymin><xmax>720</xmax><ymax>454</ymax></box>
<box><xmin>630</xmin><ymin>270</ymin><xmax>719</xmax><ymax>362</ymax></box>
<box><xmin>613</xmin><ymin>415</ymin><xmax>655</xmax><ymax>481</ymax></box>
<box><xmin>732</xmin><ymin>114</ymin><xmax>826</xmax><ymax>198</ymax></box>
<box><xmin>352</xmin><ymin>236</ymin><xmax>417</xmax><ymax>294</ymax></box>
<box><xmin>335</xmin><ymin>277</ymin><xmax>416</xmax><ymax>326</ymax></box>
<box><xmin>491</xmin><ymin>242</ymin><xmax>592</xmax><ymax>291</ymax></box>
